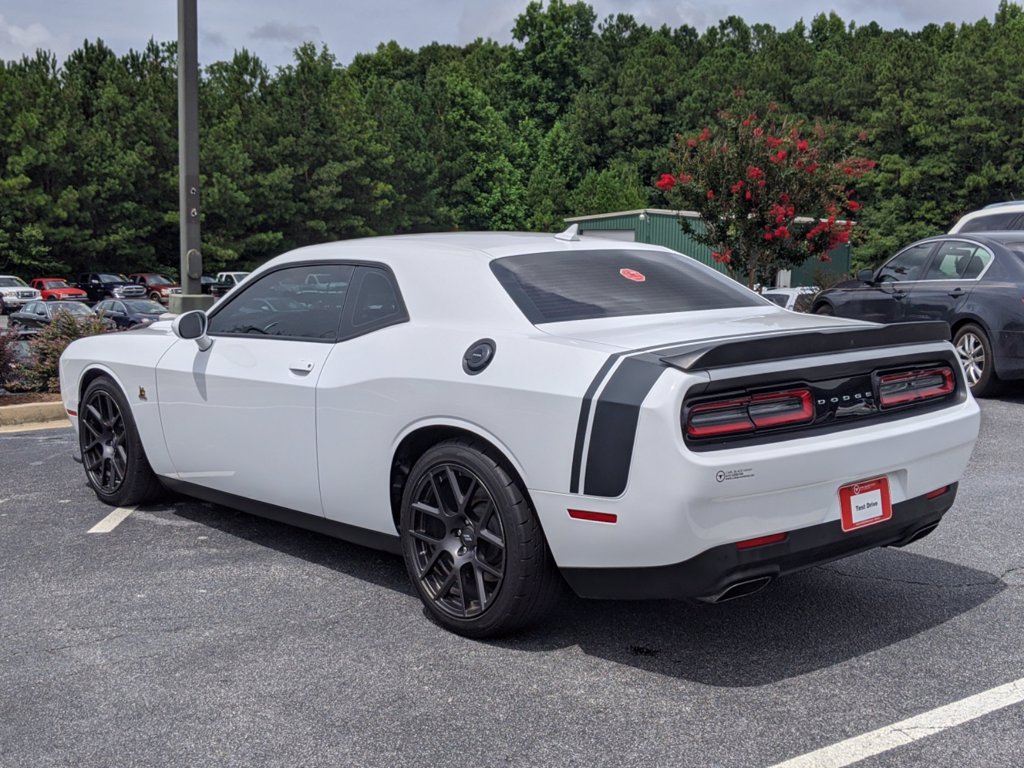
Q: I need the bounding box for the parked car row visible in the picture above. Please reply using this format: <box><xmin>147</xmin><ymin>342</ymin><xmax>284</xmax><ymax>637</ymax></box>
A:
<box><xmin>1</xmin><ymin>269</ymin><xmax>254</xmax><ymax>316</ymax></box>
<box><xmin>7</xmin><ymin>297</ymin><xmax>173</xmax><ymax>331</ymax></box>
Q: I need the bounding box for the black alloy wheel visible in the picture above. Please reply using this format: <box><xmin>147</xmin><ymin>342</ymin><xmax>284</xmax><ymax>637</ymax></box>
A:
<box><xmin>407</xmin><ymin>462</ymin><xmax>507</xmax><ymax>619</ymax></box>
<box><xmin>79</xmin><ymin>378</ymin><xmax>162</xmax><ymax>505</ymax></box>
<box><xmin>400</xmin><ymin>438</ymin><xmax>562</xmax><ymax>638</ymax></box>
<box><xmin>81</xmin><ymin>387</ymin><xmax>128</xmax><ymax>496</ymax></box>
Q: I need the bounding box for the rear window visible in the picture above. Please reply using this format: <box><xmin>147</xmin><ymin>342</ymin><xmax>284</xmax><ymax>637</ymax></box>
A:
<box><xmin>490</xmin><ymin>249</ymin><xmax>762</xmax><ymax>323</ymax></box>
<box><xmin>958</xmin><ymin>212</ymin><xmax>1020</xmax><ymax>233</ymax></box>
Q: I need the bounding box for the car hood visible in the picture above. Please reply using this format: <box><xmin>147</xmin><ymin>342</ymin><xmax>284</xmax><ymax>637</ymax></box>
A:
<box><xmin>537</xmin><ymin>306</ymin><xmax>871</xmax><ymax>352</ymax></box>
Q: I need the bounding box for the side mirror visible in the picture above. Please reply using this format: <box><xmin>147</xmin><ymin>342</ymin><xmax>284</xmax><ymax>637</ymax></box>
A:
<box><xmin>172</xmin><ymin>310</ymin><xmax>213</xmax><ymax>351</ymax></box>
<box><xmin>857</xmin><ymin>268</ymin><xmax>875</xmax><ymax>284</ymax></box>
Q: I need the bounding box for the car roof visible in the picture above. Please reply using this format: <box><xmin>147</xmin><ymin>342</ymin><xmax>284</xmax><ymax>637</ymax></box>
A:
<box><xmin>271</xmin><ymin>231</ymin><xmax>674</xmax><ymax>268</ymax></box>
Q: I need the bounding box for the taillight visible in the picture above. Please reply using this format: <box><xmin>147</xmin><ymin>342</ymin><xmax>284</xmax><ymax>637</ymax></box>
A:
<box><xmin>878</xmin><ymin>367</ymin><xmax>954</xmax><ymax>408</ymax></box>
<box><xmin>687</xmin><ymin>388</ymin><xmax>813</xmax><ymax>438</ymax></box>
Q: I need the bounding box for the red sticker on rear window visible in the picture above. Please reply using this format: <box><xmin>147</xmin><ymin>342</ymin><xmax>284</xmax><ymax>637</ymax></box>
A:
<box><xmin>620</xmin><ymin>268</ymin><xmax>646</xmax><ymax>282</ymax></box>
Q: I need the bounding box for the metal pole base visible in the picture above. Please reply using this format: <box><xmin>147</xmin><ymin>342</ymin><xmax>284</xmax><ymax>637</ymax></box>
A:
<box><xmin>169</xmin><ymin>294</ymin><xmax>216</xmax><ymax>314</ymax></box>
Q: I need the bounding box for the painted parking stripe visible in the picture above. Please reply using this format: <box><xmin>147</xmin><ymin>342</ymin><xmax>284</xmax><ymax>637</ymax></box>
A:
<box><xmin>769</xmin><ymin>677</ymin><xmax>1024</xmax><ymax>768</ymax></box>
<box><xmin>87</xmin><ymin>506</ymin><xmax>137</xmax><ymax>534</ymax></box>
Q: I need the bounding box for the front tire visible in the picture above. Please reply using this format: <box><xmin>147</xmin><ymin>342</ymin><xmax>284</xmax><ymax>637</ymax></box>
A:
<box><xmin>399</xmin><ymin>438</ymin><xmax>561</xmax><ymax>638</ymax></box>
<box><xmin>79</xmin><ymin>377</ymin><xmax>163</xmax><ymax>505</ymax></box>
<box><xmin>954</xmin><ymin>323</ymin><xmax>1000</xmax><ymax>397</ymax></box>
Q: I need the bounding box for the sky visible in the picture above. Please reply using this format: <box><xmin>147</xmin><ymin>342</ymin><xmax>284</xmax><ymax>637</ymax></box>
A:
<box><xmin>0</xmin><ymin>0</ymin><xmax>1008</xmax><ymax>69</ymax></box>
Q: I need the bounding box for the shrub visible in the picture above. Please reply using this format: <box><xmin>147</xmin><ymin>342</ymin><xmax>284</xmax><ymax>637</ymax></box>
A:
<box><xmin>18</xmin><ymin>311</ymin><xmax>110</xmax><ymax>393</ymax></box>
<box><xmin>0</xmin><ymin>328</ymin><xmax>20</xmax><ymax>390</ymax></box>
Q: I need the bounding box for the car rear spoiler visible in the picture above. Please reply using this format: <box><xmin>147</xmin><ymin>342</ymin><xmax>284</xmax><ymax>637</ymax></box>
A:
<box><xmin>659</xmin><ymin>321</ymin><xmax>952</xmax><ymax>372</ymax></box>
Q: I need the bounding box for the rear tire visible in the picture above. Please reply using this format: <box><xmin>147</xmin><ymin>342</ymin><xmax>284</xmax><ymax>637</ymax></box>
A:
<box><xmin>79</xmin><ymin>377</ymin><xmax>163</xmax><ymax>506</ymax></box>
<box><xmin>954</xmin><ymin>323</ymin><xmax>1000</xmax><ymax>397</ymax></box>
<box><xmin>399</xmin><ymin>438</ymin><xmax>562</xmax><ymax>638</ymax></box>
<box><xmin>813</xmin><ymin>303</ymin><xmax>834</xmax><ymax>316</ymax></box>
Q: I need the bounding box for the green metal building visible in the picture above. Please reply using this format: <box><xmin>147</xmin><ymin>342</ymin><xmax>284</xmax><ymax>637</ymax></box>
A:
<box><xmin>564</xmin><ymin>208</ymin><xmax>852</xmax><ymax>287</ymax></box>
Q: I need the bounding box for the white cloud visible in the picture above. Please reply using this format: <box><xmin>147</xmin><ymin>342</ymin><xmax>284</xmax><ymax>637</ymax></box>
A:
<box><xmin>0</xmin><ymin>14</ymin><xmax>61</xmax><ymax>60</ymax></box>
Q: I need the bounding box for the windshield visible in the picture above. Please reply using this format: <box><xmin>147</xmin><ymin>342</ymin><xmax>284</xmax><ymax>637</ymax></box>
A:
<box><xmin>147</xmin><ymin>275</ymin><xmax>174</xmax><ymax>285</ymax></box>
<box><xmin>762</xmin><ymin>293</ymin><xmax>789</xmax><ymax>307</ymax></box>
<box><xmin>0</xmin><ymin>277</ymin><xmax>28</xmax><ymax>287</ymax></box>
<box><xmin>55</xmin><ymin>303</ymin><xmax>94</xmax><ymax>316</ymax></box>
<box><xmin>490</xmin><ymin>249</ymin><xmax>763</xmax><ymax>324</ymax></box>
<box><xmin>98</xmin><ymin>274</ymin><xmax>128</xmax><ymax>283</ymax></box>
<box><xmin>43</xmin><ymin>280</ymin><xmax>70</xmax><ymax>289</ymax></box>
<box><xmin>124</xmin><ymin>300</ymin><xmax>165</xmax><ymax>313</ymax></box>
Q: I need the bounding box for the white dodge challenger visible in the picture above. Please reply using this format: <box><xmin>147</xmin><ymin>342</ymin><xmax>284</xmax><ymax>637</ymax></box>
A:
<box><xmin>60</xmin><ymin>230</ymin><xmax>980</xmax><ymax>637</ymax></box>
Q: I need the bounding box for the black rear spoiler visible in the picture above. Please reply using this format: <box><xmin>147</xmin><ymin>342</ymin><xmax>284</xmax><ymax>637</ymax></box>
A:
<box><xmin>660</xmin><ymin>321</ymin><xmax>952</xmax><ymax>372</ymax></box>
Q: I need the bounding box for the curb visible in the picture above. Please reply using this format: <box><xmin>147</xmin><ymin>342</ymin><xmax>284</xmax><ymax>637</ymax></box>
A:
<box><xmin>0</xmin><ymin>401</ymin><xmax>68</xmax><ymax>428</ymax></box>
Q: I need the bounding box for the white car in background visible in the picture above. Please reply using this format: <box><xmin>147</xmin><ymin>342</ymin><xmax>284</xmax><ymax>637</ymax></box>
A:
<box><xmin>59</xmin><ymin>231</ymin><xmax>980</xmax><ymax>637</ymax></box>
<box><xmin>0</xmin><ymin>276</ymin><xmax>41</xmax><ymax>314</ymax></box>
<box><xmin>760</xmin><ymin>286</ymin><xmax>819</xmax><ymax>312</ymax></box>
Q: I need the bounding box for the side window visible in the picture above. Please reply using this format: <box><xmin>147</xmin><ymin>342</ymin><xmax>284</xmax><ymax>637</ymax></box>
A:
<box><xmin>877</xmin><ymin>244</ymin><xmax>933</xmax><ymax>282</ymax></box>
<box><xmin>923</xmin><ymin>243</ymin><xmax>988</xmax><ymax>280</ymax></box>
<box><xmin>345</xmin><ymin>267</ymin><xmax>408</xmax><ymax>335</ymax></box>
<box><xmin>958</xmin><ymin>212</ymin><xmax>1020</xmax><ymax>233</ymax></box>
<box><xmin>208</xmin><ymin>264</ymin><xmax>354</xmax><ymax>341</ymax></box>
<box><xmin>96</xmin><ymin>301</ymin><xmax>110</xmax><ymax>313</ymax></box>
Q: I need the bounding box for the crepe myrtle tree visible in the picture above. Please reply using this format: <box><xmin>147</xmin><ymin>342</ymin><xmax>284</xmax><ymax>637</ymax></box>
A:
<box><xmin>656</xmin><ymin>106</ymin><xmax>876</xmax><ymax>288</ymax></box>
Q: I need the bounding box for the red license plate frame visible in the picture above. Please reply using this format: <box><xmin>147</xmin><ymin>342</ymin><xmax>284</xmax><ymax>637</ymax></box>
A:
<box><xmin>839</xmin><ymin>476</ymin><xmax>892</xmax><ymax>532</ymax></box>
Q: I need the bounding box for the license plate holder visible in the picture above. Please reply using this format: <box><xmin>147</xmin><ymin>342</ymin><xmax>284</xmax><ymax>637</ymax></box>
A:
<box><xmin>839</xmin><ymin>476</ymin><xmax>892</xmax><ymax>532</ymax></box>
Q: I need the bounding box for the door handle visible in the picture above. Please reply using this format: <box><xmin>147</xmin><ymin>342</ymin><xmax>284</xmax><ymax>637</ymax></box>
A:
<box><xmin>947</xmin><ymin>288</ymin><xmax>965</xmax><ymax>298</ymax></box>
<box><xmin>289</xmin><ymin>360</ymin><xmax>315</xmax><ymax>374</ymax></box>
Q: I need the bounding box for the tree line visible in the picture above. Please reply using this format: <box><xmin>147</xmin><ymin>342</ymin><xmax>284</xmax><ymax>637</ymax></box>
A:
<box><xmin>2</xmin><ymin>0</ymin><xmax>1024</xmax><ymax>279</ymax></box>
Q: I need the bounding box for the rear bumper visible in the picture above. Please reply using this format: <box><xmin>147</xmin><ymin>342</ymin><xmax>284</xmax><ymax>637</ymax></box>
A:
<box><xmin>560</xmin><ymin>483</ymin><xmax>957</xmax><ymax>601</ymax></box>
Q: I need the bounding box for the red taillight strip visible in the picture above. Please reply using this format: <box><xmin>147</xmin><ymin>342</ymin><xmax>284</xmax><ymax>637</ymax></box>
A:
<box><xmin>926</xmin><ymin>485</ymin><xmax>950</xmax><ymax>500</ymax></box>
<box><xmin>735</xmin><ymin>532</ymin><xmax>788</xmax><ymax>550</ymax></box>
<box><xmin>878</xmin><ymin>367</ymin><xmax>955</xmax><ymax>407</ymax></box>
<box><xmin>748</xmin><ymin>389</ymin><xmax>813</xmax><ymax>428</ymax></box>
<box><xmin>687</xmin><ymin>388</ymin><xmax>813</xmax><ymax>438</ymax></box>
<box><xmin>567</xmin><ymin>509</ymin><xmax>618</xmax><ymax>524</ymax></box>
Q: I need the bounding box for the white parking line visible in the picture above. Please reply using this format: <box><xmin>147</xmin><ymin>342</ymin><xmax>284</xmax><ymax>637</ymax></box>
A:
<box><xmin>87</xmin><ymin>506</ymin><xmax>137</xmax><ymax>534</ymax></box>
<box><xmin>770</xmin><ymin>677</ymin><xmax>1024</xmax><ymax>768</ymax></box>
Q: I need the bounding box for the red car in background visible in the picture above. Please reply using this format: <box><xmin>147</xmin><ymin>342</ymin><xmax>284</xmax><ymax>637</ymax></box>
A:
<box><xmin>30</xmin><ymin>278</ymin><xmax>89</xmax><ymax>302</ymax></box>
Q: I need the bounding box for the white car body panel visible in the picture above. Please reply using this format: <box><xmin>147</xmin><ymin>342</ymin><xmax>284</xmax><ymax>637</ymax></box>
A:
<box><xmin>156</xmin><ymin>336</ymin><xmax>332</xmax><ymax>516</ymax></box>
<box><xmin>60</xmin><ymin>232</ymin><xmax>981</xmax><ymax>604</ymax></box>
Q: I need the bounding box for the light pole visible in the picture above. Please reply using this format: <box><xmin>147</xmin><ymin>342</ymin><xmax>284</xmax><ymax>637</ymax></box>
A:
<box><xmin>173</xmin><ymin>0</ymin><xmax>213</xmax><ymax>312</ymax></box>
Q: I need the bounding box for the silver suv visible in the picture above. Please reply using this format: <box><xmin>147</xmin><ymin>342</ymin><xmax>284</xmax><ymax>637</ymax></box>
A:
<box><xmin>949</xmin><ymin>201</ymin><xmax>1024</xmax><ymax>233</ymax></box>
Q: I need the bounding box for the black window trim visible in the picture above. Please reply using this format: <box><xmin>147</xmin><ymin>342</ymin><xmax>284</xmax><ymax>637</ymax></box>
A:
<box><xmin>206</xmin><ymin>259</ymin><xmax>409</xmax><ymax>344</ymax></box>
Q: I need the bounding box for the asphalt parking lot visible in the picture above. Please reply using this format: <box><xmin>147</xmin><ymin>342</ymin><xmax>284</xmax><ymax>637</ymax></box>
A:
<box><xmin>1</xmin><ymin>394</ymin><xmax>1023</xmax><ymax>767</ymax></box>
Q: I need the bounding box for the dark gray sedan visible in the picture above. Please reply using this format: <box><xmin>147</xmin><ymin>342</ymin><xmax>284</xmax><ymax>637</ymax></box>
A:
<box><xmin>812</xmin><ymin>232</ymin><xmax>1024</xmax><ymax>396</ymax></box>
<box><xmin>8</xmin><ymin>300</ymin><xmax>109</xmax><ymax>330</ymax></box>
<box><xmin>94</xmin><ymin>298</ymin><xmax>167</xmax><ymax>329</ymax></box>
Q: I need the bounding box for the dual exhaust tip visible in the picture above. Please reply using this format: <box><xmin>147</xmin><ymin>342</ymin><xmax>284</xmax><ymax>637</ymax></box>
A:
<box><xmin>697</xmin><ymin>521</ymin><xmax>942</xmax><ymax>604</ymax></box>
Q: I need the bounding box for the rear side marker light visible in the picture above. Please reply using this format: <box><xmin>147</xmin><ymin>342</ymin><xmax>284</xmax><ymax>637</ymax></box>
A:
<box><xmin>687</xmin><ymin>389</ymin><xmax>813</xmax><ymax>438</ymax></box>
<box><xmin>926</xmin><ymin>486</ymin><xmax>950</xmax><ymax>500</ymax></box>
<box><xmin>879</xmin><ymin>367</ymin><xmax>954</xmax><ymax>407</ymax></box>
<box><xmin>736</xmin><ymin>533</ymin><xmax>788</xmax><ymax>550</ymax></box>
<box><xmin>66</xmin><ymin>409</ymin><xmax>77</xmax><ymax>416</ymax></box>
<box><xmin>567</xmin><ymin>509</ymin><xmax>617</xmax><ymax>524</ymax></box>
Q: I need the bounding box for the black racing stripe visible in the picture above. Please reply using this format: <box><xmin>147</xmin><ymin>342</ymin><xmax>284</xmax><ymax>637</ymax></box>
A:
<box><xmin>570</xmin><ymin>355</ymin><xmax>619</xmax><ymax>493</ymax></box>
<box><xmin>583</xmin><ymin>357</ymin><xmax>666</xmax><ymax>498</ymax></box>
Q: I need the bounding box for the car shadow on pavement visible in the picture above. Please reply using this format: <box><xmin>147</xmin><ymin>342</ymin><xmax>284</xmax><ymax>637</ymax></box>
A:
<box><xmin>167</xmin><ymin>500</ymin><xmax>1004</xmax><ymax>687</ymax></box>
<box><xmin>497</xmin><ymin>547</ymin><xmax>1004</xmax><ymax>686</ymax></box>
<box><xmin>168</xmin><ymin>502</ymin><xmax>416</xmax><ymax>596</ymax></box>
